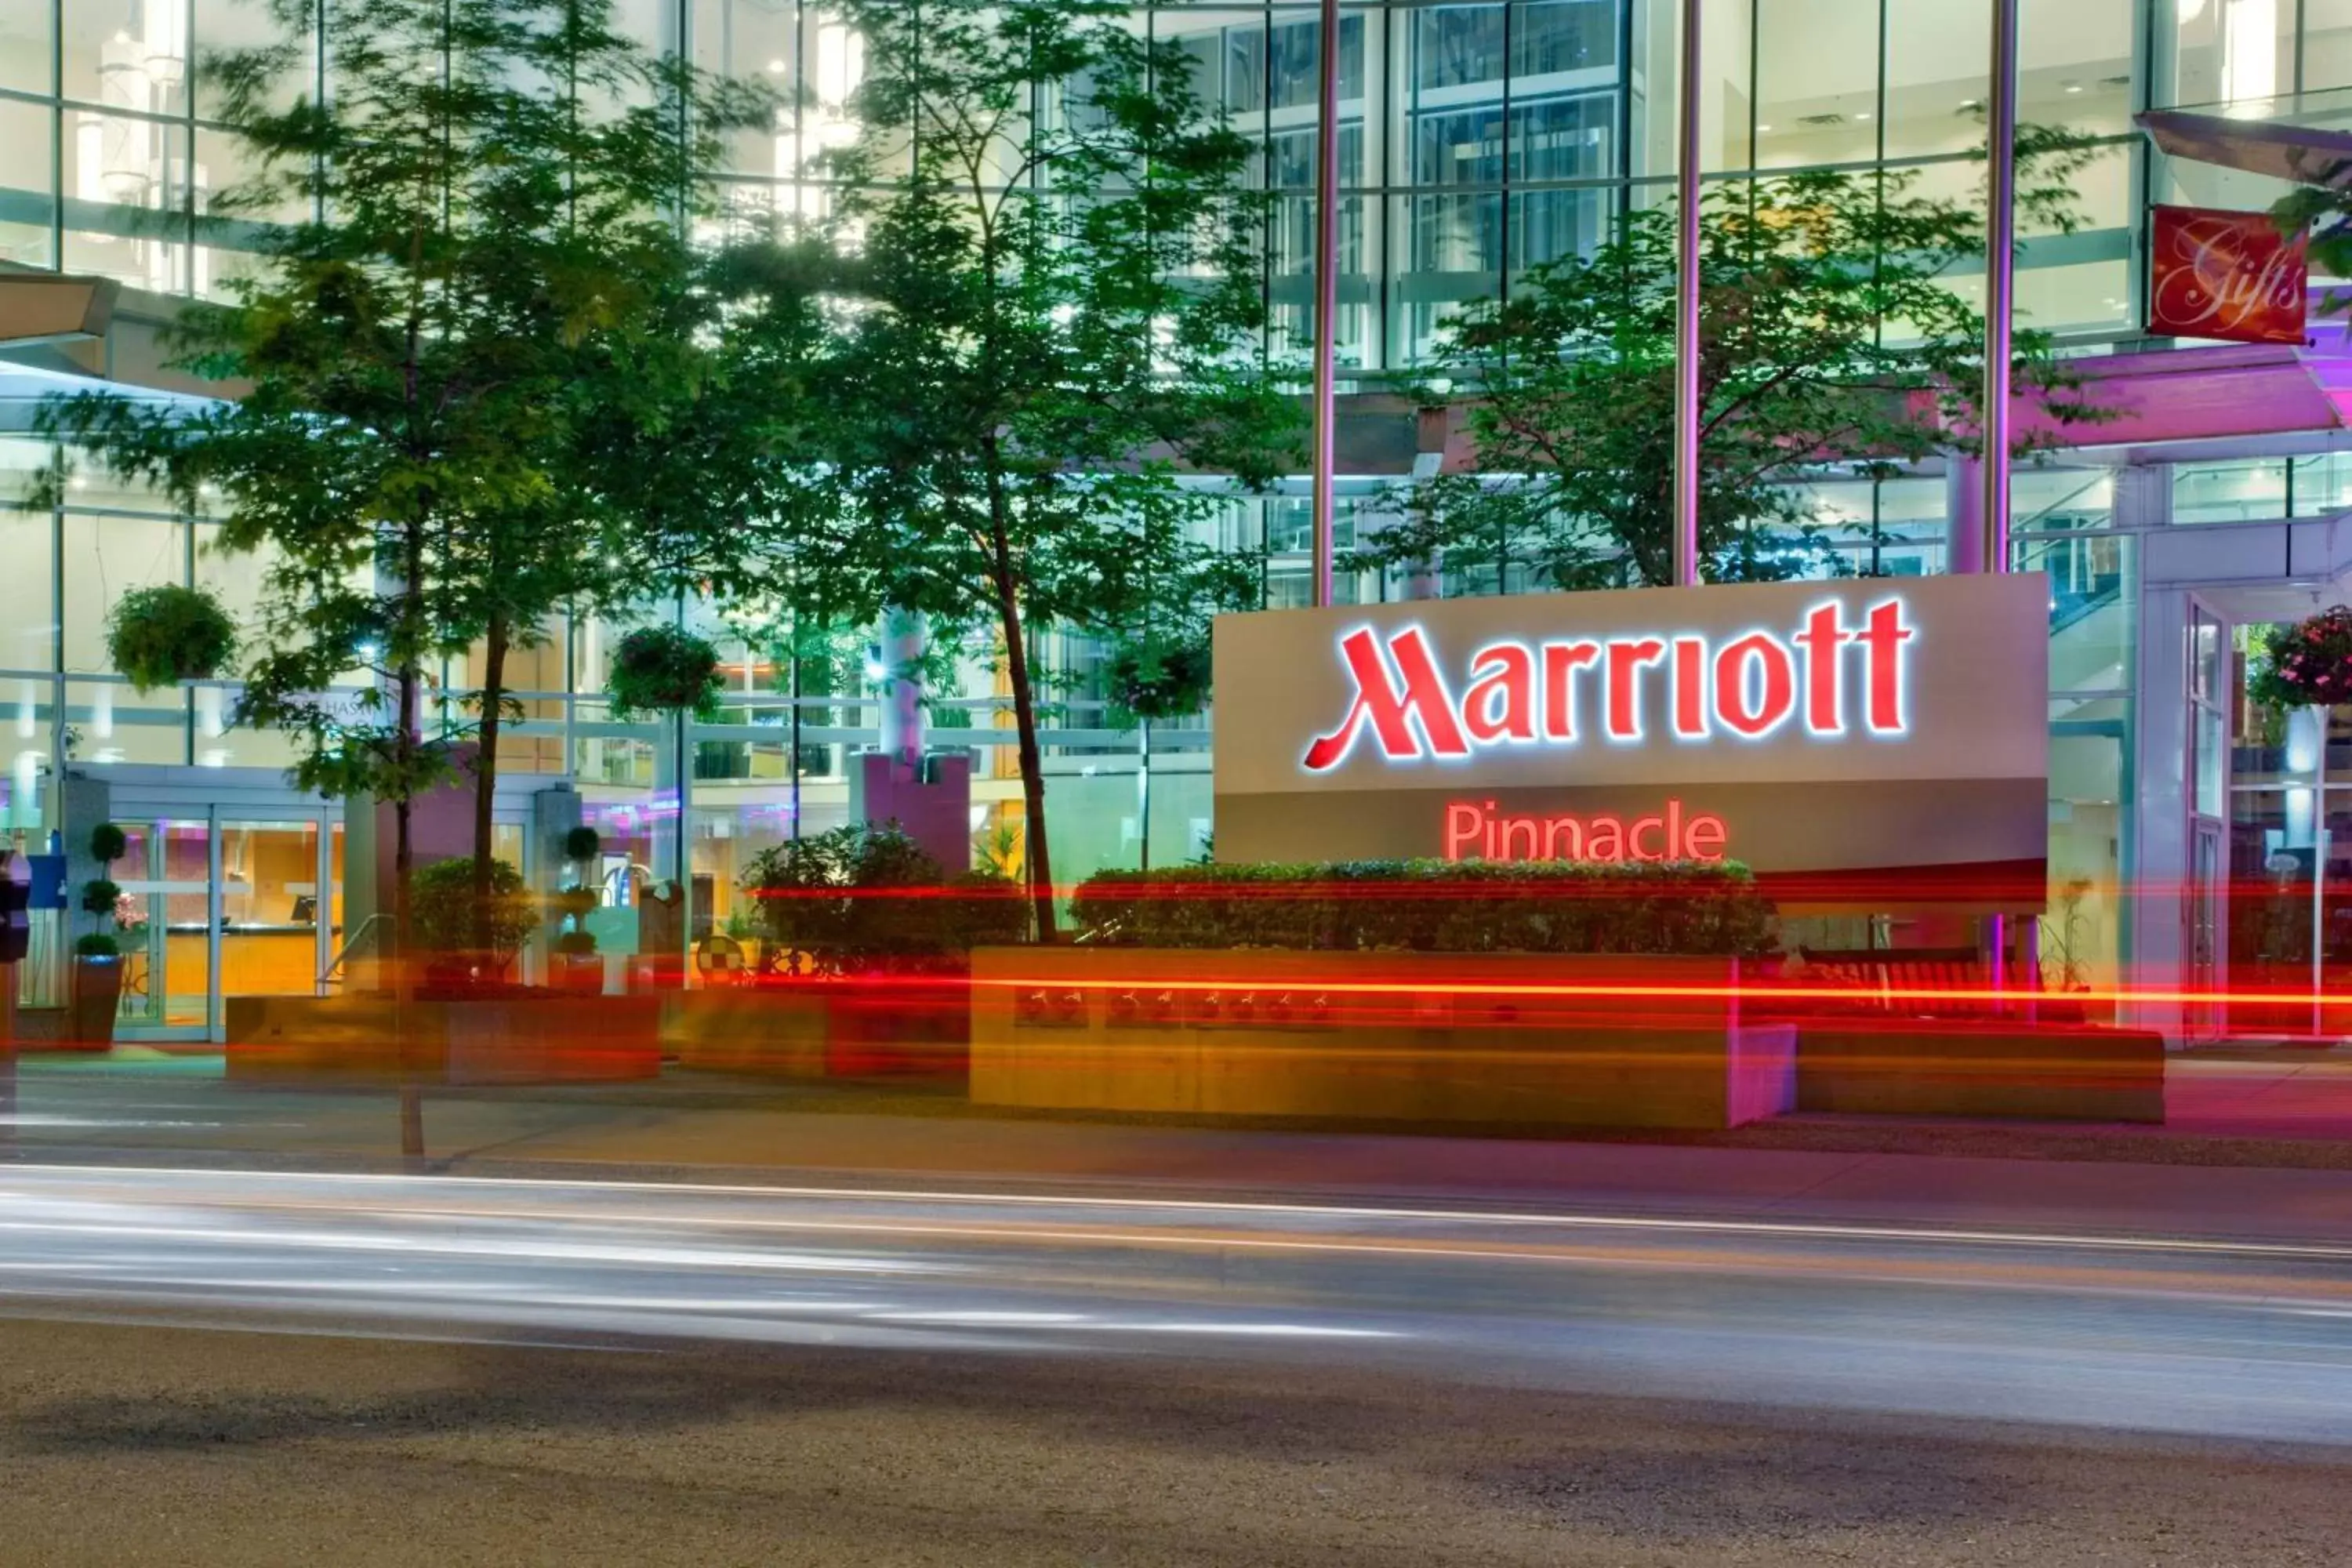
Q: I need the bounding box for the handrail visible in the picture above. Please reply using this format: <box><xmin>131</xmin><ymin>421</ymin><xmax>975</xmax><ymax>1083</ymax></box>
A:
<box><xmin>320</xmin><ymin>913</ymin><xmax>387</xmax><ymax>985</ymax></box>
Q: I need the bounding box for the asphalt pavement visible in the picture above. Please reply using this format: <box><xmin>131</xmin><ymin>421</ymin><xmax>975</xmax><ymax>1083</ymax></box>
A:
<box><xmin>0</xmin><ymin>1163</ymin><xmax>2349</xmax><ymax>1565</ymax></box>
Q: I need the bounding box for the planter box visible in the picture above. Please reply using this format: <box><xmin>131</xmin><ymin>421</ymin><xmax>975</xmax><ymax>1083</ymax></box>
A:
<box><xmin>227</xmin><ymin>993</ymin><xmax>662</xmax><ymax>1086</ymax></box>
<box><xmin>1795</xmin><ymin>1020</ymin><xmax>2165</xmax><ymax>1123</ymax></box>
<box><xmin>666</xmin><ymin>975</ymin><xmax>971</xmax><ymax>1079</ymax></box>
<box><xmin>970</xmin><ymin>948</ymin><xmax>1794</xmax><ymax>1131</ymax></box>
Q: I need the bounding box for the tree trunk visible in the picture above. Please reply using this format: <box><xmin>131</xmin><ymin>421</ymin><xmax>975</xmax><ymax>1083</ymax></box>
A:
<box><xmin>993</xmin><ymin>581</ymin><xmax>1056</xmax><ymax>942</ymax></box>
<box><xmin>470</xmin><ymin>609</ymin><xmax>510</xmax><ymax>963</ymax></box>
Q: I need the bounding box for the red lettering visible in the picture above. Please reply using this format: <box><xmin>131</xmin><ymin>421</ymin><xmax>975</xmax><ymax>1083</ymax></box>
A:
<box><xmin>1606</xmin><ymin>638</ymin><xmax>1665</xmax><ymax>741</ymax></box>
<box><xmin>1543</xmin><ymin>816</ymin><xmax>1583</xmax><ymax>858</ymax></box>
<box><xmin>1792</xmin><ymin>603</ymin><xmax>1850</xmax><ymax>734</ymax></box>
<box><xmin>1713</xmin><ymin>633</ymin><xmax>1795</xmax><ymax>739</ymax></box>
<box><xmin>1859</xmin><ymin>598</ymin><xmax>1913</xmax><ymax>733</ymax></box>
<box><xmin>1444</xmin><ymin>802</ymin><xmax>1482</xmax><ymax>861</ymax></box>
<box><xmin>1304</xmin><ymin>626</ymin><xmax>1469</xmax><ymax>770</ymax></box>
<box><xmin>1672</xmin><ymin>637</ymin><xmax>1708</xmax><ymax>738</ymax></box>
<box><xmin>1463</xmin><ymin>643</ymin><xmax>1536</xmax><ymax>743</ymax></box>
<box><xmin>1542</xmin><ymin>641</ymin><xmax>1599</xmax><ymax>740</ymax></box>
<box><xmin>1443</xmin><ymin>797</ymin><xmax>1731</xmax><ymax>865</ymax></box>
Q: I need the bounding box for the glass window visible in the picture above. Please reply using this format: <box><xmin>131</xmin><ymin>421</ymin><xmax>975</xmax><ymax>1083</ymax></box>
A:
<box><xmin>0</xmin><ymin>98</ymin><xmax>56</xmax><ymax>270</ymax></box>
<box><xmin>2173</xmin><ymin>459</ymin><xmax>2289</xmax><ymax>524</ymax></box>
<box><xmin>64</xmin><ymin>0</ymin><xmax>190</xmax><ymax>119</ymax></box>
<box><xmin>2015</xmin><ymin>467</ymin><xmax>2114</xmax><ymax>532</ymax></box>
<box><xmin>1514</xmin><ymin>1</ymin><xmax>1617</xmax><ymax>79</ymax></box>
<box><xmin>2165</xmin><ymin>0</ymin><xmax>2292</xmax><ymax>114</ymax></box>
<box><xmin>64</xmin><ymin>111</ymin><xmax>192</xmax><ymax>291</ymax></box>
<box><xmin>0</xmin><ymin>508</ymin><xmax>54</xmax><ymax>675</ymax></box>
<box><xmin>63</xmin><ymin>512</ymin><xmax>183</xmax><ymax>675</ymax></box>
<box><xmin>2020</xmin><ymin>0</ymin><xmax>2134</xmax><ymax>136</ymax></box>
<box><xmin>1885</xmin><ymin>0</ymin><xmax>1984</xmax><ymax>168</ymax></box>
<box><xmin>195</xmin><ymin>0</ymin><xmax>312</xmax><ymax>117</ymax></box>
<box><xmin>2310</xmin><ymin>0</ymin><xmax>2352</xmax><ymax>94</ymax></box>
<box><xmin>0</xmin><ymin>0</ymin><xmax>53</xmax><ymax>95</ymax></box>
<box><xmin>1755</xmin><ymin>0</ymin><xmax>1878</xmax><ymax>171</ymax></box>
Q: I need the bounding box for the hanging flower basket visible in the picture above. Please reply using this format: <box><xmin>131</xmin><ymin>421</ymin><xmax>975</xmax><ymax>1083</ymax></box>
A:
<box><xmin>2250</xmin><ymin>606</ymin><xmax>2352</xmax><ymax>710</ymax></box>
<box><xmin>105</xmin><ymin>583</ymin><xmax>238</xmax><ymax>694</ymax></box>
<box><xmin>605</xmin><ymin>626</ymin><xmax>724</xmax><ymax>721</ymax></box>
<box><xmin>1109</xmin><ymin>641</ymin><xmax>1213</xmax><ymax>721</ymax></box>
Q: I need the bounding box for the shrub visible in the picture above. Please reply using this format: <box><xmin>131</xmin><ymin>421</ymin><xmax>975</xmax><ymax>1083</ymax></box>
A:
<box><xmin>2250</xmin><ymin>606</ymin><xmax>2352</xmax><ymax>710</ymax></box>
<box><xmin>743</xmin><ymin>823</ymin><xmax>1027</xmax><ymax>975</ymax></box>
<box><xmin>106</xmin><ymin>583</ymin><xmax>238</xmax><ymax>694</ymax></box>
<box><xmin>88</xmin><ymin>822</ymin><xmax>128</xmax><ymax>864</ymax></box>
<box><xmin>1072</xmin><ymin>859</ymin><xmax>1778</xmax><ymax>957</ymax></box>
<box><xmin>561</xmin><ymin>825</ymin><xmax>603</xmax><ymax>863</ymax></box>
<box><xmin>410</xmin><ymin>857</ymin><xmax>537</xmax><ymax>958</ymax></box>
<box><xmin>554</xmin><ymin>928</ymin><xmax>599</xmax><ymax>957</ymax></box>
<box><xmin>74</xmin><ymin>932</ymin><xmax>121</xmax><ymax>960</ymax></box>
<box><xmin>606</xmin><ymin>625</ymin><xmax>724</xmax><ymax>720</ymax></box>
<box><xmin>79</xmin><ymin>877</ymin><xmax>122</xmax><ymax>917</ymax></box>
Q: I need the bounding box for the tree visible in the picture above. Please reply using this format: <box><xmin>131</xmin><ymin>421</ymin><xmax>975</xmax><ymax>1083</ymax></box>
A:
<box><xmin>34</xmin><ymin>0</ymin><xmax>774</xmax><ymax>968</ymax></box>
<box><xmin>1349</xmin><ymin>136</ymin><xmax>2111</xmax><ymax>593</ymax></box>
<box><xmin>782</xmin><ymin>0</ymin><xmax>1303</xmax><ymax>939</ymax></box>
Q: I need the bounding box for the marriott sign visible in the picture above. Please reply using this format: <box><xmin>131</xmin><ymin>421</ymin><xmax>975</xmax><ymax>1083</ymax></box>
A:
<box><xmin>1212</xmin><ymin>575</ymin><xmax>2050</xmax><ymax>898</ymax></box>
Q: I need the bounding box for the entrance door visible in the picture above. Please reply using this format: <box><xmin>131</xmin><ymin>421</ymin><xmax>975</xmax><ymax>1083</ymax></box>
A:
<box><xmin>215</xmin><ymin>818</ymin><xmax>336</xmax><ymax>1038</ymax></box>
<box><xmin>114</xmin><ymin>817</ymin><xmax>213</xmax><ymax>1038</ymax></box>
<box><xmin>111</xmin><ymin>807</ymin><xmax>339</xmax><ymax>1044</ymax></box>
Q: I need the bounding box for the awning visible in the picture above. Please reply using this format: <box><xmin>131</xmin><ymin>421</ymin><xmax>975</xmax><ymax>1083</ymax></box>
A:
<box><xmin>0</xmin><ymin>274</ymin><xmax>119</xmax><ymax>349</ymax></box>
<box><xmin>2137</xmin><ymin>108</ymin><xmax>2352</xmax><ymax>187</ymax></box>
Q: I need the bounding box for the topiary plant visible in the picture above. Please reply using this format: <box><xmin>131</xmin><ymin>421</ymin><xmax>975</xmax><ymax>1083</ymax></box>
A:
<box><xmin>562</xmin><ymin>825</ymin><xmax>603</xmax><ymax>863</ymax></box>
<box><xmin>79</xmin><ymin>877</ymin><xmax>122</xmax><ymax>916</ymax></box>
<box><xmin>605</xmin><ymin>625</ymin><xmax>724</xmax><ymax>721</ymax></box>
<box><xmin>74</xmin><ymin>932</ymin><xmax>121</xmax><ymax>960</ymax></box>
<box><xmin>106</xmin><ymin>583</ymin><xmax>238</xmax><ymax>694</ymax></box>
<box><xmin>554</xmin><ymin>928</ymin><xmax>598</xmax><ymax>957</ymax></box>
<box><xmin>88</xmin><ymin>822</ymin><xmax>128</xmax><ymax>864</ymax></box>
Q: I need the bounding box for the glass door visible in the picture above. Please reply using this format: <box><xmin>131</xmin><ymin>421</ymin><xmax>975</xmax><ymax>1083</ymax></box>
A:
<box><xmin>216</xmin><ymin>818</ymin><xmax>336</xmax><ymax>1033</ymax></box>
<box><xmin>111</xmin><ymin>808</ymin><xmax>339</xmax><ymax>1043</ymax></box>
<box><xmin>114</xmin><ymin>817</ymin><xmax>214</xmax><ymax>1040</ymax></box>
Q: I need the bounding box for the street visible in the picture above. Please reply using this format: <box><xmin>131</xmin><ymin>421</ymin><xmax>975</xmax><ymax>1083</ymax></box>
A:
<box><xmin>0</xmin><ymin>1163</ymin><xmax>2347</xmax><ymax>1563</ymax></box>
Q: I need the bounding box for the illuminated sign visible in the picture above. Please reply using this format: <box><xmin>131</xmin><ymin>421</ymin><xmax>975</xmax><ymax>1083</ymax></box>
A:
<box><xmin>1212</xmin><ymin>575</ymin><xmax>2049</xmax><ymax>886</ymax></box>
<box><xmin>1305</xmin><ymin>598</ymin><xmax>1913</xmax><ymax>771</ymax></box>
<box><xmin>1445</xmin><ymin>797</ymin><xmax>1728</xmax><ymax>864</ymax></box>
<box><xmin>2147</xmin><ymin>205</ymin><xmax>2309</xmax><ymax>348</ymax></box>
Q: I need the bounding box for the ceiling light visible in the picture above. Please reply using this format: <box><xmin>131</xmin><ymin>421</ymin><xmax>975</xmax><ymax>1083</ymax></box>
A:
<box><xmin>1755</xmin><ymin>123</ymin><xmax>1773</xmax><ymax>132</ymax></box>
<box><xmin>1855</xmin><ymin>111</ymin><xmax>1872</xmax><ymax>122</ymax></box>
<box><xmin>766</xmin><ymin>58</ymin><xmax>788</xmax><ymax>74</ymax></box>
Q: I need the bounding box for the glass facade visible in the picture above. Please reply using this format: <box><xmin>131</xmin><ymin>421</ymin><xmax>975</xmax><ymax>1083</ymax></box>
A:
<box><xmin>15</xmin><ymin>0</ymin><xmax>2352</xmax><ymax>1018</ymax></box>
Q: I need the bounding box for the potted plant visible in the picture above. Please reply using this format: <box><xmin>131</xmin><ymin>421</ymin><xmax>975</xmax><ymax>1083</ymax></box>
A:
<box><xmin>546</xmin><ymin>825</ymin><xmax>604</xmax><ymax>992</ymax></box>
<box><xmin>105</xmin><ymin>583</ymin><xmax>238</xmax><ymax>693</ymax></box>
<box><xmin>71</xmin><ymin>822</ymin><xmax>129</xmax><ymax>1044</ymax></box>
<box><xmin>604</xmin><ymin>626</ymin><xmax>724</xmax><ymax>720</ymax></box>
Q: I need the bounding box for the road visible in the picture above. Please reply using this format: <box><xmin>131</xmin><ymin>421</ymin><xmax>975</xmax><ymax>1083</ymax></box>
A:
<box><xmin>0</xmin><ymin>1163</ymin><xmax>2348</xmax><ymax>1564</ymax></box>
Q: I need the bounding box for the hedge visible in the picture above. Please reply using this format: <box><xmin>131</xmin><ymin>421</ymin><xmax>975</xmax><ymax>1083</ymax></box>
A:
<box><xmin>1072</xmin><ymin>859</ymin><xmax>1778</xmax><ymax>957</ymax></box>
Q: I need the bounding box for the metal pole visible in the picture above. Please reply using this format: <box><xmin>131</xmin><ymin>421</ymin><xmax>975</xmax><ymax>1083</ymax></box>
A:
<box><xmin>1980</xmin><ymin>0</ymin><xmax>2019</xmax><ymax>578</ymax></box>
<box><xmin>1982</xmin><ymin>0</ymin><xmax>2020</xmax><ymax>1002</ymax></box>
<box><xmin>1310</xmin><ymin>0</ymin><xmax>1341</xmax><ymax>608</ymax></box>
<box><xmin>1671</xmin><ymin>0</ymin><xmax>1704</xmax><ymax>590</ymax></box>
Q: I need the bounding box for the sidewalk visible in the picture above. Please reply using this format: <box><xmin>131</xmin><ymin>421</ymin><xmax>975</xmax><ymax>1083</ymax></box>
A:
<box><xmin>10</xmin><ymin>1047</ymin><xmax>2352</xmax><ymax>1246</ymax></box>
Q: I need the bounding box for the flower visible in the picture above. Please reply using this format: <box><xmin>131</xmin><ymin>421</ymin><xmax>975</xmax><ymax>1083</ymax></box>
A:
<box><xmin>111</xmin><ymin>891</ymin><xmax>147</xmax><ymax>934</ymax></box>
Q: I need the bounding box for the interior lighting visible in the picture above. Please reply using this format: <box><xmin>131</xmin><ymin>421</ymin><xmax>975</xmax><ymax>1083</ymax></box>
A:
<box><xmin>2223</xmin><ymin>0</ymin><xmax>2278</xmax><ymax>118</ymax></box>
